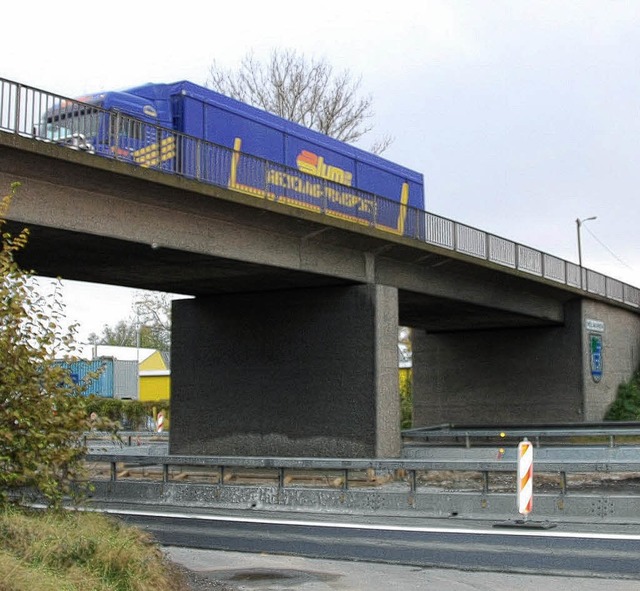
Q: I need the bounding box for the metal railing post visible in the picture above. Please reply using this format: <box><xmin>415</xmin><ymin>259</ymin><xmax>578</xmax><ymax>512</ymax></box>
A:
<box><xmin>13</xmin><ymin>84</ymin><xmax>21</xmax><ymax>134</ymax></box>
<box><xmin>196</xmin><ymin>139</ymin><xmax>201</xmax><ymax>181</ymax></box>
<box><xmin>409</xmin><ymin>470</ymin><xmax>417</xmax><ymax>494</ymax></box>
<box><xmin>482</xmin><ymin>471</ymin><xmax>489</xmax><ymax>494</ymax></box>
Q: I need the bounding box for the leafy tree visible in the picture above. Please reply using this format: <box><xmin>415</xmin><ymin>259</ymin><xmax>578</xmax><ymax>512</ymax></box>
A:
<box><xmin>88</xmin><ymin>319</ymin><xmax>137</xmax><ymax>347</ymax></box>
<box><xmin>208</xmin><ymin>48</ymin><xmax>393</xmax><ymax>154</ymax></box>
<box><xmin>0</xmin><ymin>183</ymin><xmax>92</xmax><ymax>507</ymax></box>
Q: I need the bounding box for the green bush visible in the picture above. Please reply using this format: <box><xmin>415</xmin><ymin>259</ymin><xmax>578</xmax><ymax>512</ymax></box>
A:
<box><xmin>400</xmin><ymin>371</ymin><xmax>412</xmax><ymax>430</ymax></box>
<box><xmin>605</xmin><ymin>369</ymin><xmax>640</xmax><ymax>421</ymax></box>
<box><xmin>85</xmin><ymin>398</ymin><xmax>170</xmax><ymax>430</ymax></box>
<box><xmin>0</xmin><ymin>184</ymin><xmax>93</xmax><ymax>507</ymax></box>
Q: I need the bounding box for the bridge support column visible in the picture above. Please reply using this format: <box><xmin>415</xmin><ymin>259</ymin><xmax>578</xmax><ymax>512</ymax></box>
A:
<box><xmin>170</xmin><ymin>284</ymin><xmax>400</xmax><ymax>458</ymax></box>
<box><xmin>411</xmin><ymin>301</ymin><xmax>584</xmax><ymax>425</ymax></box>
<box><xmin>411</xmin><ymin>299</ymin><xmax>640</xmax><ymax>425</ymax></box>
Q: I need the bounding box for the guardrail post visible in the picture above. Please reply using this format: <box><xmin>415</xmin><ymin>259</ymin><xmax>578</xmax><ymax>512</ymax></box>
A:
<box><xmin>560</xmin><ymin>471</ymin><xmax>567</xmax><ymax>495</ymax></box>
<box><xmin>162</xmin><ymin>463</ymin><xmax>169</xmax><ymax>483</ymax></box>
<box><xmin>110</xmin><ymin>461</ymin><xmax>117</xmax><ymax>482</ymax></box>
<box><xmin>482</xmin><ymin>471</ymin><xmax>489</xmax><ymax>494</ymax></box>
<box><xmin>343</xmin><ymin>469</ymin><xmax>349</xmax><ymax>491</ymax></box>
<box><xmin>278</xmin><ymin>468</ymin><xmax>285</xmax><ymax>491</ymax></box>
<box><xmin>409</xmin><ymin>469</ymin><xmax>417</xmax><ymax>495</ymax></box>
<box><xmin>219</xmin><ymin>465</ymin><xmax>225</xmax><ymax>486</ymax></box>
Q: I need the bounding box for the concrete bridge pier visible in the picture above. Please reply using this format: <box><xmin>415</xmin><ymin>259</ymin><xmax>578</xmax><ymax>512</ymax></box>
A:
<box><xmin>170</xmin><ymin>284</ymin><xmax>401</xmax><ymax>458</ymax></box>
<box><xmin>412</xmin><ymin>299</ymin><xmax>640</xmax><ymax>426</ymax></box>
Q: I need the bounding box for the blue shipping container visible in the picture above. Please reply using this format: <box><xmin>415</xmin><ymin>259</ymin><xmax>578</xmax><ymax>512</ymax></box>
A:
<box><xmin>55</xmin><ymin>358</ymin><xmax>114</xmax><ymax>398</ymax></box>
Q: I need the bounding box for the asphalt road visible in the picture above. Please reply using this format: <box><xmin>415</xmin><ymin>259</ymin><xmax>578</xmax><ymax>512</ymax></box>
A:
<box><xmin>109</xmin><ymin>507</ymin><xmax>640</xmax><ymax>580</ymax></box>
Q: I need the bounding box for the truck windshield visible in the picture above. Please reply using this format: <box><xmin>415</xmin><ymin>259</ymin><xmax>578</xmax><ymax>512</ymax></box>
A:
<box><xmin>40</xmin><ymin>104</ymin><xmax>102</xmax><ymax>141</ymax></box>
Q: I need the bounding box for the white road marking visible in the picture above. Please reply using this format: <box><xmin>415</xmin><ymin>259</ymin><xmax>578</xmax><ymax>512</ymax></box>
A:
<box><xmin>89</xmin><ymin>506</ymin><xmax>640</xmax><ymax>541</ymax></box>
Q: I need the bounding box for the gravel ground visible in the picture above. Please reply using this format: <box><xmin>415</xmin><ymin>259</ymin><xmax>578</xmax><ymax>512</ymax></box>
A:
<box><xmin>173</xmin><ymin>563</ymin><xmax>236</xmax><ymax>591</ymax></box>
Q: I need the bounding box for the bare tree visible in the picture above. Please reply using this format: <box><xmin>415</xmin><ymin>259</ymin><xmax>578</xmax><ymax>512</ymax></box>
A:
<box><xmin>208</xmin><ymin>49</ymin><xmax>392</xmax><ymax>154</ymax></box>
<box><xmin>88</xmin><ymin>292</ymin><xmax>172</xmax><ymax>351</ymax></box>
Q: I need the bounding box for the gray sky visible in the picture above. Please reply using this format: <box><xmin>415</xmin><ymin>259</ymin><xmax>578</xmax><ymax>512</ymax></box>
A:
<box><xmin>2</xmin><ymin>1</ymin><xmax>639</xmax><ymax>339</ymax></box>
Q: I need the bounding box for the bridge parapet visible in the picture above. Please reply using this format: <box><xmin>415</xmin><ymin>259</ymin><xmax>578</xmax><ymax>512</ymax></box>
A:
<box><xmin>1</xmin><ymin>76</ymin><xmax>637</xmax><ymax>309</ymax></box>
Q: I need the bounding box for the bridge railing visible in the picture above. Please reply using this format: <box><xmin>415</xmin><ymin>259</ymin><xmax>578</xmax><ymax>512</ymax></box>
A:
<box><xmin>1</xmin><ymin>77</ymin><xmax>638</xmax><ymax>308</ymax></box>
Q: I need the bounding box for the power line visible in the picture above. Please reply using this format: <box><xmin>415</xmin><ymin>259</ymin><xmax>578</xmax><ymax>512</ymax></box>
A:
<box><xmin>583</xmin><ymin>225</ymin><xmax>635</xmax><ymax>271</ymax></box>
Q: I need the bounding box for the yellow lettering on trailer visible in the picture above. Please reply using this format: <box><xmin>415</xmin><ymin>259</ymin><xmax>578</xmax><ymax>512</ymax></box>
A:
<box><xmin>133</xmin><ymin>137</ymin><xmax>176</xmax><ymax>168</ymax></box>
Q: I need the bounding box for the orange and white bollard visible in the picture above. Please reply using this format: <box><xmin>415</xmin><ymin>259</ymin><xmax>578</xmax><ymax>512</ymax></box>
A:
<box><xmin>517</xmin><ymin>438</ymin><xmax>533</xmax><ymax>517</ymax></box>
<box><xmin>156</xmin><ymin>411</ymin><xmax>164</xmax><ymax>433</ymax></box>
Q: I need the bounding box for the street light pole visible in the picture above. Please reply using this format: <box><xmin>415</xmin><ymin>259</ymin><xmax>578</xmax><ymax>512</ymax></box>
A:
<box><xmin>576</xmin><ymin>216</ymin><xmax>597</xmax><ymax>288</ymax></box>
<box><xmin>134</xmin><ymin>300</ymin><xmax>145</xmax><ymax>401</ymax></box>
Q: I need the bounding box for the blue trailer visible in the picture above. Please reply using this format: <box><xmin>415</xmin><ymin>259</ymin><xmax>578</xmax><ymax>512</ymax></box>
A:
<box><xmin>40</xmin><ymin>81</ymin><xmax>424</xmax><ymax>236</ymax></box>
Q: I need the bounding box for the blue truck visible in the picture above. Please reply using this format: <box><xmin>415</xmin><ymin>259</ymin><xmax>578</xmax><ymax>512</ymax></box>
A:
<box><xmin>40</xmin><ymin>81</ymin><xmax>424</xmax><ymax>235</ymax></box>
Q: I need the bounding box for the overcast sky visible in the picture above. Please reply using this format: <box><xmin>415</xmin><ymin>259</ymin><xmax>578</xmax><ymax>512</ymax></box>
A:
<box><xmin>2</xmin><ymin>1</ymin><xmax>639</xmax><ymax>340</ymax></box>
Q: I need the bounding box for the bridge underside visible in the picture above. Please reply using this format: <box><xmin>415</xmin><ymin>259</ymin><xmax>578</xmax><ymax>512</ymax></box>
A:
<box><xmin>9</xmin><ymin>221</ymin><xmax>559</xmax><ymax>333</ymax></box>
<box><xmin>5</xmin><ymin>135</ymin><xmax>639</xmax><ymax>457</ymax></box>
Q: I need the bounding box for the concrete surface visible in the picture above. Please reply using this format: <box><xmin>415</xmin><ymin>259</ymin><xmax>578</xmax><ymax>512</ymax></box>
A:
<box><xmin>165</xmin><ymin>547</ymin><xmax>639</xmax><ymax>590</ymax></box>
<box><xmin>171</xmin><ymin>285</ymin><xmax>400</xmax><ymax>458</ymax></box>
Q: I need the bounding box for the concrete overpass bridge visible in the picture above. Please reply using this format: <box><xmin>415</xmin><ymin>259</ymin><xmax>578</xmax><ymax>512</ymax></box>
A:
<box><xmin>1</xmin><ymin>80</ymin><xmax>639</xmax><ymax>458</ymax></box>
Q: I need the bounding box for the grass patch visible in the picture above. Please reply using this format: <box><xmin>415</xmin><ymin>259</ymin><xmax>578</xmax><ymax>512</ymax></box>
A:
<box><xmin>0</xmin><ymin>507</ymin><xmax>188</xmax><ymax>591</ymax></box>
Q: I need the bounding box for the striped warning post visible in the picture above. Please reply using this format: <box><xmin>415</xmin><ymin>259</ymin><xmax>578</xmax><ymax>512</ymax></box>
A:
<box><xmin>517</xmin><ymin>438</ymin><xmax>533</xmax><ymax>516</ymax></box>
<box><xmin>156</xmin><ymin>411</ymin><xmax>164</xmax><ymax>433</ymax></box>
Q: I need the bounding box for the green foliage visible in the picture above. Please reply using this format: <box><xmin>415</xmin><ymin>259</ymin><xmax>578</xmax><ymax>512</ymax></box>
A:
<box><xmin>605</xmin><ymin>368</ymin><xmax>640</xmax><ymax>421</ymax></box>
<box><xmin>88</xmin><ymin>292</ymin><xmax>172</xmax><ymax>350</ymax></box>
<box><xmin>85</xmin><ymin>398</ymin><xmax>170</xmax><ymax>430</ymax></box>
<box><xmin>0</xmin><ymin>183</ymin><xmax>92</xmax><ymax>508</ymax></box>
<box><xmin>400</xmin><ymin>370</ymin><xmax>412</xmax><ymax>430</ymax></box>
<box><xmin>0</xmin><ymin>506</ymin><xmax>188</xmax><ymax>591</ymax></box>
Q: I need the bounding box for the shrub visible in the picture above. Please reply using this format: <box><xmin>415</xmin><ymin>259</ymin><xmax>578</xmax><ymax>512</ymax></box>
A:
<box><xmin>605</xmin><ymin>369</ymin><xmax>640</xmax><ymax>421</ymax></box>
<box><xmin>85</xmin><ymin>398</ymin><xmax>170</xmax><ymax>430</ymax></box>
<box><xmin>0</xmin><ymin>183</ymin><xmax>92</xmax><ymax>507</ymax></box>
<box><xmin>400</xmin><ymin>370</ymin><xmax>412</xmax><ymax>429</ymax></box>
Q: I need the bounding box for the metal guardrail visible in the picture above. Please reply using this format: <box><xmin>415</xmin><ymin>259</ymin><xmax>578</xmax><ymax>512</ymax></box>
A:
<box><xmin>82</xmin><ymin>431</ymin><xmax>168</xmax><ymax>446</ymax></box>
<box><xmin>403</xmin><ymin>423</ymin><xmax>640</xmax><ymax>448</ymax></box>
<box><xmin>84</xmin><ymin>452</ymin><xmax>640</xmax><ymax>497</ymax></box>
<box><xmin>1</xmin><ymin>76</ymin><xmax>639</xmax><ymax>308</ymax></box>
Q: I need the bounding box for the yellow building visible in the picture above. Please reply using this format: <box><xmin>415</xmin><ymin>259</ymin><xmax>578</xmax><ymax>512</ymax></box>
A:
<box><xmin>139</xmin><ymin>351</ymin><xmax>171</xmax><ymax>402</ymax></box>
